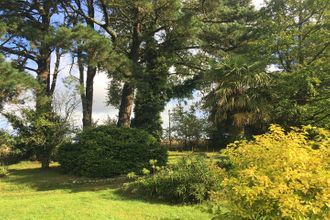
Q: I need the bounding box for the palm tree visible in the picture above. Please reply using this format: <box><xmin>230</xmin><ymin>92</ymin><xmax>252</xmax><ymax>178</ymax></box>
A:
<box><xmin>204</xmin><ymin>55</ymin><xmax>271</xmax><ymax>142</ymax></box>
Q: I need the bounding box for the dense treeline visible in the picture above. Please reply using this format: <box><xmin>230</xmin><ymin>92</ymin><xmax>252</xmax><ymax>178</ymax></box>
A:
<box><xmin>0</xmin><ymin>0</ymin><xmax>329</xmax><ymax>163</ymax></box>
<box><xmin>0</xmin><ymin>1</ymin><xmax>329</xmax><ymax>219</ymax></box>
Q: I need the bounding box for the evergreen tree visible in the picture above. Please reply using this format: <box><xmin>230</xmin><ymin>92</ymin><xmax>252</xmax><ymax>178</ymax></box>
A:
<box><xmin>0</xmin><ymin>22</ymin><xmax>34</xmax><ymax>110</ymax></box>
<box><xmin>131</xmin><ymin>0</ymin><xmax>203</xmax><ymax>138</ymax></box>
<box><xmin>0</xmin><ymin>0</ymin><xmax>63</xmax><ymax>114</ymax></box>
<box><xmin>0</xmin><ymin>55</ymin><xmax>34</xmax><ymax>111</ymax></box>
<box><xmin>259</xmin><ymin>0</ymin><xmax>330</xmax><ymax>129</ymax></box>
<box><xmin>197</xmin><ymin>0</ymin><xmax>264</xmax><ymax>144</ymax></box>
<box><xmin>64</xmin><ymin>1</ymin><xmax>115</xmax><ymax>129</ymax></box>
<box><xmin>64</xmin><ymin>0</ymin><xmax>203</xmax><ymax>133</ymax></box>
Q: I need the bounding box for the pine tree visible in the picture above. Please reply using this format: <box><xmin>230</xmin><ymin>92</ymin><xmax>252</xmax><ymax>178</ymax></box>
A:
<box><xmin>197</xmin><ymin>0</ymin><xmax>265</xmax><ymax>143</ymax></box>
<box><xmin>0</xmin><ymin>0</ymin><xmax>62</xmax><ymax>114</ymax></box>
<box><xmin>64</xmin><ymin>0</ymin><xmax>203</xmax><ymax>132</ymax></box>
<box><xmin>64</xmin><ymin>1</ymin><xmax>106</xmax><ymax>128</ymax></box>
<box><xmin>0</xmin><ymin>55</ymin><xmax>34</xmax><ymax>111</ymax></box>
<box><xmin>259</xmin><ymin>0</ymin><xmax>330</xmax><ymax>128</ymax></box>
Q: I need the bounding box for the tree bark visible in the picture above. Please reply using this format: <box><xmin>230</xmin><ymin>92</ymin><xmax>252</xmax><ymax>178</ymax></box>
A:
<box><xmin>41</xmin><ymin>156</ymin><xmax>50</xmax><ymax>169</ymax></box>
<box><xmin>79</xmin><ymin>0</ymin><xmax>97</xmax><ymax>129</ymax></box>
<box><xmin>117</xmin><ymin>83</ymin><xmax>135</xmax><ymax>127</ymax></box>
<box><xmin>117</xmin><ymin>15</ymin><xmax>141</xmax><ymax>127</ymax></box>
<box><xmin>36</xmin><ymin>50</ymin><xmax>52</xmax><ymax>114</ymax></box>
<box><xmin>35</xmin><ymin>3</ymin><xmax>53</xmax><ymax>114</ymax></box>
<box><xmin>83</xmin><ymin>67</ymin><xmax>96</xmax><ymax>128</ymax></box>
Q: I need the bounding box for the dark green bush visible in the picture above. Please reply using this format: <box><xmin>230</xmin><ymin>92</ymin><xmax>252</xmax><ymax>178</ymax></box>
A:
<box><xmin>0</xmin><ymin>131</ymin><xmax>23</xmax><ymax>165</ymax></box>
<box><xmin>123</xmin><ymin>155</ymin><xmax>222</xmax><ymax>204</ymax></box>
<box><xmin>58</xmin><ymin>125</ymin><xmax>167</xmax><ymax>177</ymax></box>
<box><xmin>0</xmin><ymin>149</ymin><xmax>23</xmax><ymax>165</ymax></box>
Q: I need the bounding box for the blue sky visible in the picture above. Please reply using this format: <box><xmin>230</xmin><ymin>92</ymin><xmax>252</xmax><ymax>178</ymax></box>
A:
<box><xmin>0</xmin><ymin>0</ymin><xmax>265</xmax><ymax>131</ymax></box>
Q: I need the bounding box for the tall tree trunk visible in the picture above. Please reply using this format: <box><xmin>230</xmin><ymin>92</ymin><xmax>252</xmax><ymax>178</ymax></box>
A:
<box><xmin>131</xmin><ymin>37</ymin><xmax>167</xmax><ymax>138</ymax></box>
<box><xmin>79</xmin><ymin>0</ymin><xmax>97</xmax><ymax>129</ymax></box>
<box><xmin>83</xmin><ymin>67</ymin><xmax>96</xmax><ymax>127</ymax></box>
<box><xmin>117</xmin><ymin>83</ymin><xmax>135</xmax><ymax>127</ymax></box>
<box><xmin>36</xmin><ymin>7</ymin><xmax>52</xmax><ymax>114</ymax></box>
<box><xmin>36</xmin><ymin>49</ymin><xmax>52</xmax><ymax>170</ymax></box>
<box><xmin>117</xmin><ymin>17</ymin><xmax>141</xmax><ymax>127</ymax></box>
<box><xmin>40</xmin><ymin>154</ymin><xmax>50</xmax><ymax>169</ymax></box>
<box><xmin>78</xmin><ymin>54</ymin><xmax>97</xmax><ymax>129</ymax></box>
<box><xmin>36</xmin><ymin>51</ymin><xmax>52</xmax><ymax>114</ymax></box>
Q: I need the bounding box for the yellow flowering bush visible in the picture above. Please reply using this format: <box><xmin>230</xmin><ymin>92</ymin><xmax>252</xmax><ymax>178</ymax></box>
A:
<box><xmin>212</xmin><ymin>125</ymin><xmax>330</xmax><ymax>219</ymax></box>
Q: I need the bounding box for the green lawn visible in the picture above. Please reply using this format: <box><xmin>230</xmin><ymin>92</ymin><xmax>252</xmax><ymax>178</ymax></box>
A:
<box><xmin>0</xmin><ymin>162</ymin><xmax>212</xmax><ymax>220</ymax></box>
<box><xmin>167</xmin><ymin>151</ymin><xmax>220</xmax><ymax>165</ymax></box>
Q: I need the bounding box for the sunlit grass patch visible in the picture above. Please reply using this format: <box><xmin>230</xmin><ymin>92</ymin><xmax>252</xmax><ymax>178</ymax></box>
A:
<box><xmin>0</xmin><ymin>161</ymin><xmax>211</xmax><ymax>220</ymax></box>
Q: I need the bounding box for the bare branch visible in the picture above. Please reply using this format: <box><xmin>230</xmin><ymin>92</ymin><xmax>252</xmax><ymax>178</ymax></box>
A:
<box><xmin>23</xmin><ymin>66</ymin><xmax>38</xmax><ymax>73</ymax></box>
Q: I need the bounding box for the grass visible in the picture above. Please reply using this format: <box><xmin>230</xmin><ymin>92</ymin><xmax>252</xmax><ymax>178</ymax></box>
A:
<box><xmin>167</xmin><ymin>151</ymin><xmax>220</xmax><ymax>165</ymax></box>
<box><xmin>0</xmin><ymin>161</ymin><xmax>212</xmax><ymax>220</ymax></box>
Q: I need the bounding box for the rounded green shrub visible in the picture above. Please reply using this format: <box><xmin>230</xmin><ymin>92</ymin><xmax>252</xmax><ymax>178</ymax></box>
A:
<box><xmin>58</xmin><ymin>125</ymin><xmax>167</xmax><ymax>177</ymax></box>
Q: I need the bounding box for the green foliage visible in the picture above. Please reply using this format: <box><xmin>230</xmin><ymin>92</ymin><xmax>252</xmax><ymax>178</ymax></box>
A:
<box><xmin>124</xmin><ymin>155</ymin><xmax>222</xmax><ymax>204</ymax></box>
<box><xmin>0</xmin><ymin>55</ymin><xmax>34</xmax><ymax>110</ymax></box>
<box><xmin>198</xmin><ymin>0</ymin><xmax>256</xmax><ymax>57</ymax></box>
<box><xmin>168</xmin><ymin>103</ymin><xmax>209</xmax><ymax>150</ymax></box>
<box><xmin>204</xmin><ymin>55</ymin><xmax>271</xmax><ymax>127</ymax></box>
<box><xmin>6</xmin><ymin>110</ymin><xmax>69</xmax><ymax>168</ymax></box>
<box><xmin>55</xmin><ymin>25</ymin><xmax>115</xmax><ymax>70</ymax></box>
<box><xmin>258</xmin><ymin>0</ymin><xmax>330</xmax><ymax>129</ymax></box>
<box><xmin>199</xmin><ymin>1</ymin><xmax>270</xmax><ymax>143</ymax></box>
<box><xmin>132</xmin><ymin>64</ymin><xmax>170</xmax><ymax>139</ymax></box>
<box><xmin>201</xmin><ymin>0</ymin><xmax>329</xmax><ymax>143</ymax></box>
<box><xmin>212</xmin><ymin>125</ymin><xmax>330</xmax><ymax>219</ymax></box>
<box><xmin>58</xmin><ymin>125</ymin><xmax>168</xmax><ymax>177</ymax></box>
<box><xmin>0</xmin><ymin>131</ymin><xmax>23</xmax><ymax>165</ymax></box>
<box><xmin>203</xmin><ymin>55</ymin><xmax>271</xmax><ymax>146</ymax></box>
<box><xmin>0</xmin><ymin>165</ymin><xmax>8</xmax><ymax>177</ymax></box>
<box><xmin>0</xmin><ymin>131</ymin><xmax>10</xmax><ymax>176</ymax></box>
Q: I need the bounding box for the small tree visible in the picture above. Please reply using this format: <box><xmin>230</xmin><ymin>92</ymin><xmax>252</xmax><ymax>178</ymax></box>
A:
<box><xmin>170</xmin><ymin>103</ymin><xmax>208</xmax><ymax>151</ymax></box>
<box><xmin>6</xmin><ymin>110</ymin><xmax>69</xmax><ymax>169</ymax></box>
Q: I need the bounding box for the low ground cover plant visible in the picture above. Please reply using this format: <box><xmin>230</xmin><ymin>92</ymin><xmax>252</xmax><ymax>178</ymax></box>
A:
<box><xmin>124</xmin><ymin>125</ymin><xmax>329</xmax><ymax>219</ymax></box>
<box><xmin>124</xmin><ymin>155</ymin><xmax>222</xmax><ymax>204</ymax></box>
<box><xmin>0</xmin><ymin>165</ymin><xmax>8</xmax><ymax>177</ymax></box>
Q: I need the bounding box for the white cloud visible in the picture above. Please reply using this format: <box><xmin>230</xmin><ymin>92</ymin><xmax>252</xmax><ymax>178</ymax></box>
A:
<box><xmin>252</xmin><ymin>0</ymin><xmax>265</xmax><ymax>9</ymax></box>
<box><xmin>53</xmin><ymin>55</ymin><xmax>118</xmax><ymax>128</ymax></box>
<box><xmin>2</xmin><ymin>0</ymin><xmax>266</xmax><ymax>131</ymax></box>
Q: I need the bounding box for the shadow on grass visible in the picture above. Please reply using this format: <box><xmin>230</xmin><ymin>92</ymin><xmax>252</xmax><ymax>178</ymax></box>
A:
<box><xmin>3</xmin><ymin>165</ymin><xmax>128</xmax><ymax>193</ymax></box>
<box><xmin>108</xmin><ymin>188</ymin><xmax>174</xmax><ymax>205</ymax></box>
<box><xmin>2</xmin><ymin>165</ymin><xmax>175</xmax><ymax>206</ymax></box>
<box><xmin>3</xmin><ymin>164</ymin><xmax>176</xmax><ymax>206</ymax></box>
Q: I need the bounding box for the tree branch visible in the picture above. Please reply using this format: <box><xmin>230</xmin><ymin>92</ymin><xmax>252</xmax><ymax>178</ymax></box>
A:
<box><xmin>0</xmin><ymin>46</ymin><xmax>37</xmax><ymax>61</ymax></box>
<box><xmin>65</xmin><ymin>1</ymin><xmax>117</xmax><ymax>41</ymax></box>
<box><xmin>24</xmin><ymin>66</ymin><xmax>38</xmax><ymax>73</ymax></box>
<box><xmin>50</xmin><ymin>48</ymin><xmax>62</xmax><ymax>95</ymax></box>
